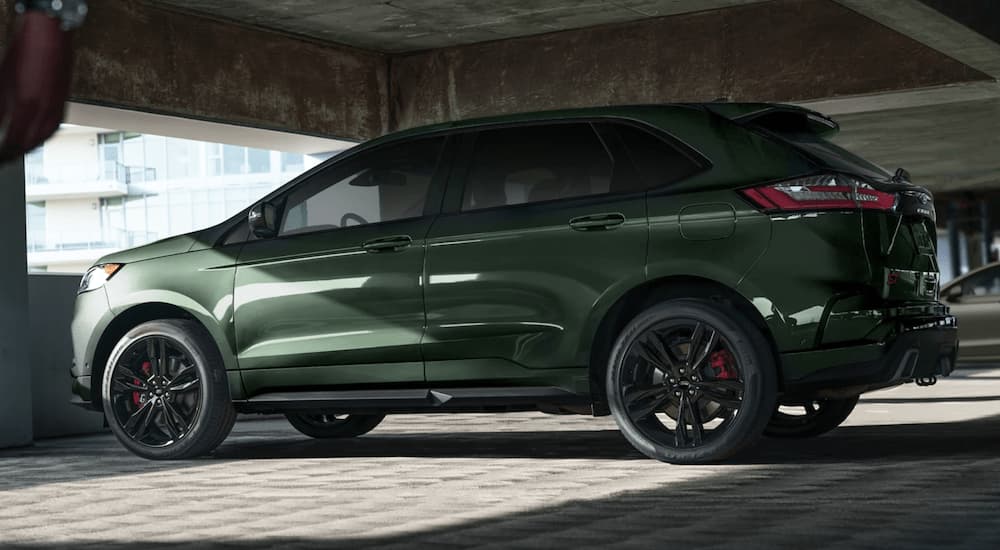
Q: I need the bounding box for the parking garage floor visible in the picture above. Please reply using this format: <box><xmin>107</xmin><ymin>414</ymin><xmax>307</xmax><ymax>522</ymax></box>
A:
<box><xmin>3</xmin><ymin>369</ymin><xmax>1000</xmax><ymax>549</ymax></box>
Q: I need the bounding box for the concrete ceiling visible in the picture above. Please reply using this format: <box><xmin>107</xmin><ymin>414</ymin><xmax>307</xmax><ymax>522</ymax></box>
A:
<box><xmin>146</xmin><ymin>0</ymin><xmax>764</xmax><ymax>53</ymax></box>
<box><xmin>833</xmin><ymin>97</ymin><xmax>1000</xmax><ymax>194</ymax></box>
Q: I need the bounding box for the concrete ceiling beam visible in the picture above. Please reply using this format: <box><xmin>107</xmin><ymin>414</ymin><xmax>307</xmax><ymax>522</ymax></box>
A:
<box><xmin>834</xmin><ymin>0</ymin><xmax>1000</xmax><ymax>79</ymax></box>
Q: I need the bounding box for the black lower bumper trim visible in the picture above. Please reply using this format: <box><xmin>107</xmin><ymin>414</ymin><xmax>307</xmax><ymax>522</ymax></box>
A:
<box><xmin>786</xmin><ymin>317</ymin><xmax>958</xmax><ymax>394</ymax></box>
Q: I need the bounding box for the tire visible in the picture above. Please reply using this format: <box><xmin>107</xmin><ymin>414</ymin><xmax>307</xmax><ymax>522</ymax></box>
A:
<box><xmin>101</xmin><ymin>319</ymin><xmax>236</xmax><ymax>460</ymax></box>
<box><xmin>285</xmin><ymin>413</ymin><xmax>385</xmax><ymax>439</ymax></box>
<box><xmin>606</xmin><ymin>298</ymin><xmax>777</xmax><ymax>464</ymax></box>
<box><xmin>764</xmin><ymin>396</ymin><xmax>859</xmax><ymax>439</ymax></box>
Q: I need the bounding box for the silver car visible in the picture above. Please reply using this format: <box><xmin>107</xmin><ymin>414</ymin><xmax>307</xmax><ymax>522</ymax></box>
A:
<box><xmin>942</xmin><ymin>262</ymin><xmax>1000</xmax><ymax>363</ymax></box>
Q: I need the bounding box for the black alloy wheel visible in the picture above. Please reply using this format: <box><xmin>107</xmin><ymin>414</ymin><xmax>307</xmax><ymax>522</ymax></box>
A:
<box><xmin>285</xmin><ymin>412</ymin><xmax>385</xmax><ymax>439</ymax></box>
<box><xmin>103</xmin><ymin>319</ymin><xmax>236</xmax><ymax>460</ymax></box>
<box><xmin>108</xmin><ymin>335</ymin><xmax>201</xmax><ymax>446</ymax></box>
<box><xmin>764</xmin><ymin>396</ymin><xmax>859</xmax><ymax>438</ymax></box>
<box><xmin>607</xmin><ymin>299</ymin><xmax>776</xmax><ymax>464</ymax></box>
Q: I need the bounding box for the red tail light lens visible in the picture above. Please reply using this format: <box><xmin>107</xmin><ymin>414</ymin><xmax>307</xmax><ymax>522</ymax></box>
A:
<box><xmin>740</xmin><ymin>175</ymin><xmax>897</xmax><ymax>213</ymax></box>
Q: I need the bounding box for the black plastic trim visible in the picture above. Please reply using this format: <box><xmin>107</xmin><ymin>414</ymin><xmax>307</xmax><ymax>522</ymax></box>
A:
<box><xmin>234</xmin><ymin>386</ymin><xmax>590</xmax><ymax>414</ymax></box>
<box><xmin>785</xmin><ymin>319</ymin><xmax>958</xmax><ymax>396</ymax></box>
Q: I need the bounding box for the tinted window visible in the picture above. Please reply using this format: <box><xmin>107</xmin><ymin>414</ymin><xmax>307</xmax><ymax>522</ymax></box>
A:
<box><xmin>280</xmin><ymin>137</ymin><xmax>444</xmax><ymax>236</ymax></box>
<box><xmin>461</xmin><ymin>124</ymin><xmax>614</xmax><ymax>211</ymax></box>
<box><xmin>610</xmin><ymin>123</ymin><xmax>703</xmax><ymax>189</ymax></box>
<box><xmin>961</xmin><ymin>267</ymin><xmax>1000</xmax><ymax>297</ymax></box>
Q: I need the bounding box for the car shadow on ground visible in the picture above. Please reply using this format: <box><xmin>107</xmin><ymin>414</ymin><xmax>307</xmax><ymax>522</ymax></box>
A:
<box><xmin>4</xmin><ymin>401</ymin><xmax>1000</xmax><ymax>493</ymax></box>
<box><xmin>8</xmin><ymin>416</ymin><xmax>1000</xmax><ymax>550</ymax></box>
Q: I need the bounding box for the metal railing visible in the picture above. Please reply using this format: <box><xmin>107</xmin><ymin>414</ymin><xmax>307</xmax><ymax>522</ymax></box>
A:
<box><xmin>26</xmin><ymin>229</ymin><xmax>158</xmax><ymax>253</ymax></box>
<box><xmin>26</xmin><ymin>161</ymin><xmax>156</xmax><ymax>186</ymax></box>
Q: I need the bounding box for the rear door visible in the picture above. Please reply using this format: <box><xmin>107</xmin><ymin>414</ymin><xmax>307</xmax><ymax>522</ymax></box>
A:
<box><xmin>420</xmin><ymin>121</ymin><xmax>648</xmax><ymax>384</ymax></box>
<box><xmin>233</xmin><ymin>136</ymin><xmax>448</xmax><ymax>394</ymax></box>
<box><xmin>945</xmin><ymin>266</ymin><xmax>1000</xmax><ymax>361</ymax></box>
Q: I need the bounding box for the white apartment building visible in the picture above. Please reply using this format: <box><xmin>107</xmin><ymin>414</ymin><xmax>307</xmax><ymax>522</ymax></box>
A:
<box><xmin>25</xmin><ymin>125</ymin><xmax>341</xmax><ymax>273</ymax></box>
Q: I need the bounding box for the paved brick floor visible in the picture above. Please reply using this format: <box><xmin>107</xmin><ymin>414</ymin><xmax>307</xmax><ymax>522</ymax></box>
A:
<box><xmin>3</xmin><ymin>369</ymin><xmax>1000</xmax><ymax>549</ymax></box>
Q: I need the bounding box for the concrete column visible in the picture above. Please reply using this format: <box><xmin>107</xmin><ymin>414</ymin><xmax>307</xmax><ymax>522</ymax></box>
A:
<box><xmin>947</xmin><ymin>200</ymin><xmax>962</xmax><ymax>279</ymax></box>
<box><xmin>981</xmin><ymin>200</ymin><xmax>992</xmax><ymax>265</ymax></box>
<box><xmin>0</xmin><ymin>158</ymin><xmax>33</xmax><ymax>448</ymax></box>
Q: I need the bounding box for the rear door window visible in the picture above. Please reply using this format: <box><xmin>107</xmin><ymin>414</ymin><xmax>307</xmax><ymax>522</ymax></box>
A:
<box><xmin>461</xmin><ymin>123</ymin><xmax>616</xmax><ymax>211</ymax></box>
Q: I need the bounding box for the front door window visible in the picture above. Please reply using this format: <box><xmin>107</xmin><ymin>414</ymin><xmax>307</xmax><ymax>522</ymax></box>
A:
<box><xmin>280</xmin><ymin>138</ymin><xmax>444</xmax><ymax>236</ymax></box>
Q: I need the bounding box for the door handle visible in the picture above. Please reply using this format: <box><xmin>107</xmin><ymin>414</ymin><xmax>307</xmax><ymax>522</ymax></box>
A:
<box><xmin>569</xmin><ymin>213</ymin><xmax>626</xmax><ymax>231</ymax></box>
<box><xmin>362</xmin><ymin>235</ymin><xmax>412</xmax><ymax>253</ymax></box>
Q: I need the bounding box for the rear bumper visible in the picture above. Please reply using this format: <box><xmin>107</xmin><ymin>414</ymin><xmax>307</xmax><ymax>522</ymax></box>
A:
<box><xmin>781</xmin><ymin>315</ymin><xmax>958</xmax><ymax>396</ymax></box>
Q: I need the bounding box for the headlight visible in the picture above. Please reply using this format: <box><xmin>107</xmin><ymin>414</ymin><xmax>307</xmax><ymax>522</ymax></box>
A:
<box><xmin>79</xmin><ymin>263</ymin><xmax>123</xmax><ymax>294</ymax></box>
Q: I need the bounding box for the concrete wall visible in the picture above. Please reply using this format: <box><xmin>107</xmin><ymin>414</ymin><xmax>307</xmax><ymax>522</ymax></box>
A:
<box><xmin>0</xmin><ymin>0</ymin><xmax>389</xmax><ymax>141</ymax></box>
<box><xmin>0</xmin><ymin>160</ymin><xmax>32</xmax><ymax>449</ymax></box>
<box><xmin>44</xmin><ymin>198</ymin><xmax>103</xmax><ymax>246</ymax></box>
<box><xmin>390</xmin><ymin>0</ymin><xmax>991</xmax><ymax>130</ymax></box>
<box><xmin>28</xmin><ymin>274</ymin><xmax>106</xmax><ymax>439</ymax></box>
<box><xmin>2</xmin><ymin>0</ymin><xmax>991</xmax><ymax>139</ymax></box>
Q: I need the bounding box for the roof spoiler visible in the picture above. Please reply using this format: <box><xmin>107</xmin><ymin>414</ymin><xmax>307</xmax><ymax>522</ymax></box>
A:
<box><xmin>703</xmin><ymin>104</ymin><xmax>840</xmax><ymax>138</ymax></box>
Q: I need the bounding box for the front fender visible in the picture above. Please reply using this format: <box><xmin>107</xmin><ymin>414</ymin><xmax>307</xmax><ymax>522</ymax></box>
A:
<box><xmin>104</xmin><ymin>247</ymin><xmax>241</xmax><ymax>372</ymax></box>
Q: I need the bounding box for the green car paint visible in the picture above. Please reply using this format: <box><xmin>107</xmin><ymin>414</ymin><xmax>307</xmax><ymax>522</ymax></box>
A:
<box><xmin>70</xmin><ymin>103</ymin><xmax>955</xmax><ymax>410</ymax></box>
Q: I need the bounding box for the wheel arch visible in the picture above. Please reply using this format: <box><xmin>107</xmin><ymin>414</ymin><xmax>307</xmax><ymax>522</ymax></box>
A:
<box><xmin>90</xmin><ymin>302</ymin><xmax>235</xmax><ymax>411</ymax></box>
<box><xmin>586</xmin><ymin>275</ymin><xmax>782</xmax><ymax>413</ymax></box>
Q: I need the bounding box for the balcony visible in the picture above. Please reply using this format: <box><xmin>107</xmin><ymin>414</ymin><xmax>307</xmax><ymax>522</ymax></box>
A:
<box><xmin>27</xmin><ymin>229</ymin><xmax>159</xmax><ymax>271</ymax></box>
<box><xmin>25</xmin><ymin>162</ymin><xmax>153</xmax><ymax>201</ymax></box>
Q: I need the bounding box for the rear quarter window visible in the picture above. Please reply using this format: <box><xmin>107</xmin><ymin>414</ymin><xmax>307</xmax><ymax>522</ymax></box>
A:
<box><xmin>606</xmin><ymin>123</ymin><xmax>705</xmax><ymax>190</ymax></box>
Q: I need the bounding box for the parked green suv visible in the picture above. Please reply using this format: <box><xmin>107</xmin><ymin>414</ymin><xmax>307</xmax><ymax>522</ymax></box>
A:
<box><xmin>70</xmin><ymin>104</ymin><xmax>958</xmax><ymax>463</ymax></box>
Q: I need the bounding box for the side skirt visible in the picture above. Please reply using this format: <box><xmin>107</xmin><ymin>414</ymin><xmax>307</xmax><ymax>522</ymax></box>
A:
<box><xmin>233</xmin><ymin>386</ymin><xmax>592</xmax><ymax>415</ymax></box>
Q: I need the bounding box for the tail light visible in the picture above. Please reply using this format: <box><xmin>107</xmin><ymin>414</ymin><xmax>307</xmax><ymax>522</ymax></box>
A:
<box><xmin>740</xmin><ymin>175</ymin><xmax>897</xmax><ymax>213</ymax></box>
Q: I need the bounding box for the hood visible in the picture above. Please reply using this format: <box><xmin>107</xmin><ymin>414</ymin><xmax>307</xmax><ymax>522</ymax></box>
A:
<box><xmin>95</xmin><ymin>232</ymin><xmax>200</xmax><ymax>265</ymax></box>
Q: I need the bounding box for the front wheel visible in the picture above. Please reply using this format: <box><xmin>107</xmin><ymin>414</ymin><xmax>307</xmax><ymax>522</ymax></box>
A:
<box><xmin>606</xmin><ymin>298</ymin><xmax>777</xmax><ymax>464</ymax></box>
<box><xmin>285</xmin><ymin>413</ymin><xmax>385</xmax><ymax>439</ymax></box>
<box><xmin>102</xmin><ymin>319</ymin><xmax>236</xmax><ymax>460</ymax></box>
<box><xmin>764</xmin><ymin>396</ymin><xmax>859</xmax><ymax>439</ymax></box>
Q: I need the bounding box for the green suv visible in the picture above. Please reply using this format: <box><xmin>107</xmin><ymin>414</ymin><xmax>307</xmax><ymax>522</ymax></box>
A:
<box><xmin>70</xmin><ymin>104</ymin><xmax>958</xmax><ymax>463</ymax></box>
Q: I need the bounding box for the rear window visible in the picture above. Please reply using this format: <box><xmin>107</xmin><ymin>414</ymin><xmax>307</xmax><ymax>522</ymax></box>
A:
<box><xmin>738</xmin><ymin>109</ymin><xmax>889</xmax><ymax>180</ymax></box>
<box><xmin>778</xmin><ymin>131</ymin><xmax>890</xmax><ymax>181</ymax></box>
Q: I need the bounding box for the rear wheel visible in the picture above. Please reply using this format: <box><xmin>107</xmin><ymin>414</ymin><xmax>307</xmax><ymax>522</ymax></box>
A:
<box><xmin>285</xmin><ymin>413</ymin><xmax>385</xmax><ymax>439</ymax></box>
<box><xmin>606</xmin><ymin>299</ymin><xmax>777</xmax><ymax>464</ymax></box>
<box><xmin>764</xmin><ymin>396</ymin><xmax>859</xmax><ymax>438</ymax></box>
<box><xmin>101</xmin><ymin>319</ymin><xmax>236</xmax><ymax>460</ymax></box>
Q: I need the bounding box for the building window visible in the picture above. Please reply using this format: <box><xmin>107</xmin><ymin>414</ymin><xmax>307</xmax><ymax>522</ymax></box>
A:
<box><xmin>98</xmin><ymin>132</ymin><xmax>144</xmax><ymax>182</ymax></box>
<box><xmin>281</xmin><ymin>152</ymin><xmax>305</xmax><ymax>173</ymax></box>
<box><xmin>25</xmin><ymin>147</ymin><xmax>45</xmax><ymax>185</ymax></box>
<box><xmin>26</xmin><ymin>202</ymin><xmax>46</xmax><ymax>251</ymax></box>
<box><xmin>221</xmin><ymin>145</ymin><xmax>272</xmax><ymax>175</ymax></box>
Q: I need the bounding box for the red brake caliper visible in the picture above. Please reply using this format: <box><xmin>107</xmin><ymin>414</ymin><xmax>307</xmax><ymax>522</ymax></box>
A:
<box><xmin>132</xmin><ymin>361</ymin><xmax>152</xmax><ymax>406</ymax></box>
<box><xmin>709</xmin><ymin>350</ymin><xmax>737</xmax><ymax>380</ymax></box>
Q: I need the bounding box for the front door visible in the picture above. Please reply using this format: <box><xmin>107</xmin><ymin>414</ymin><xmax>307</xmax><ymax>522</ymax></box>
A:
<box><xmin>234</xmin><ymin>136</ymin><xmax>448</xmax><ymax>395</ymax></box>
<box><xmin>421</xmin><ymin>122</ymin><xmax>648</xmax><ymax>386</ymax></box>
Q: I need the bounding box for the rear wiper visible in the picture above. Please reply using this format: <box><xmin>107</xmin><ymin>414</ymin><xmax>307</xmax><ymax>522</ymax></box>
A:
<box><xmin>884</xmin><ymin>214</ymin><xmax>904</xmax><ymax>258</ymax></box>
<box><xmin>883</xmin><ymin>168</ymin><xmax>909</xmax><ymax>257</ymax></box>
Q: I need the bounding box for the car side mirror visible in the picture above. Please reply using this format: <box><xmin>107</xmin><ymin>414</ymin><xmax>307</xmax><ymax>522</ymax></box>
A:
<box><xmin>249</xmin><ymin>201</ymin><xmax>278</xmax><ymax>239</ymax></box>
